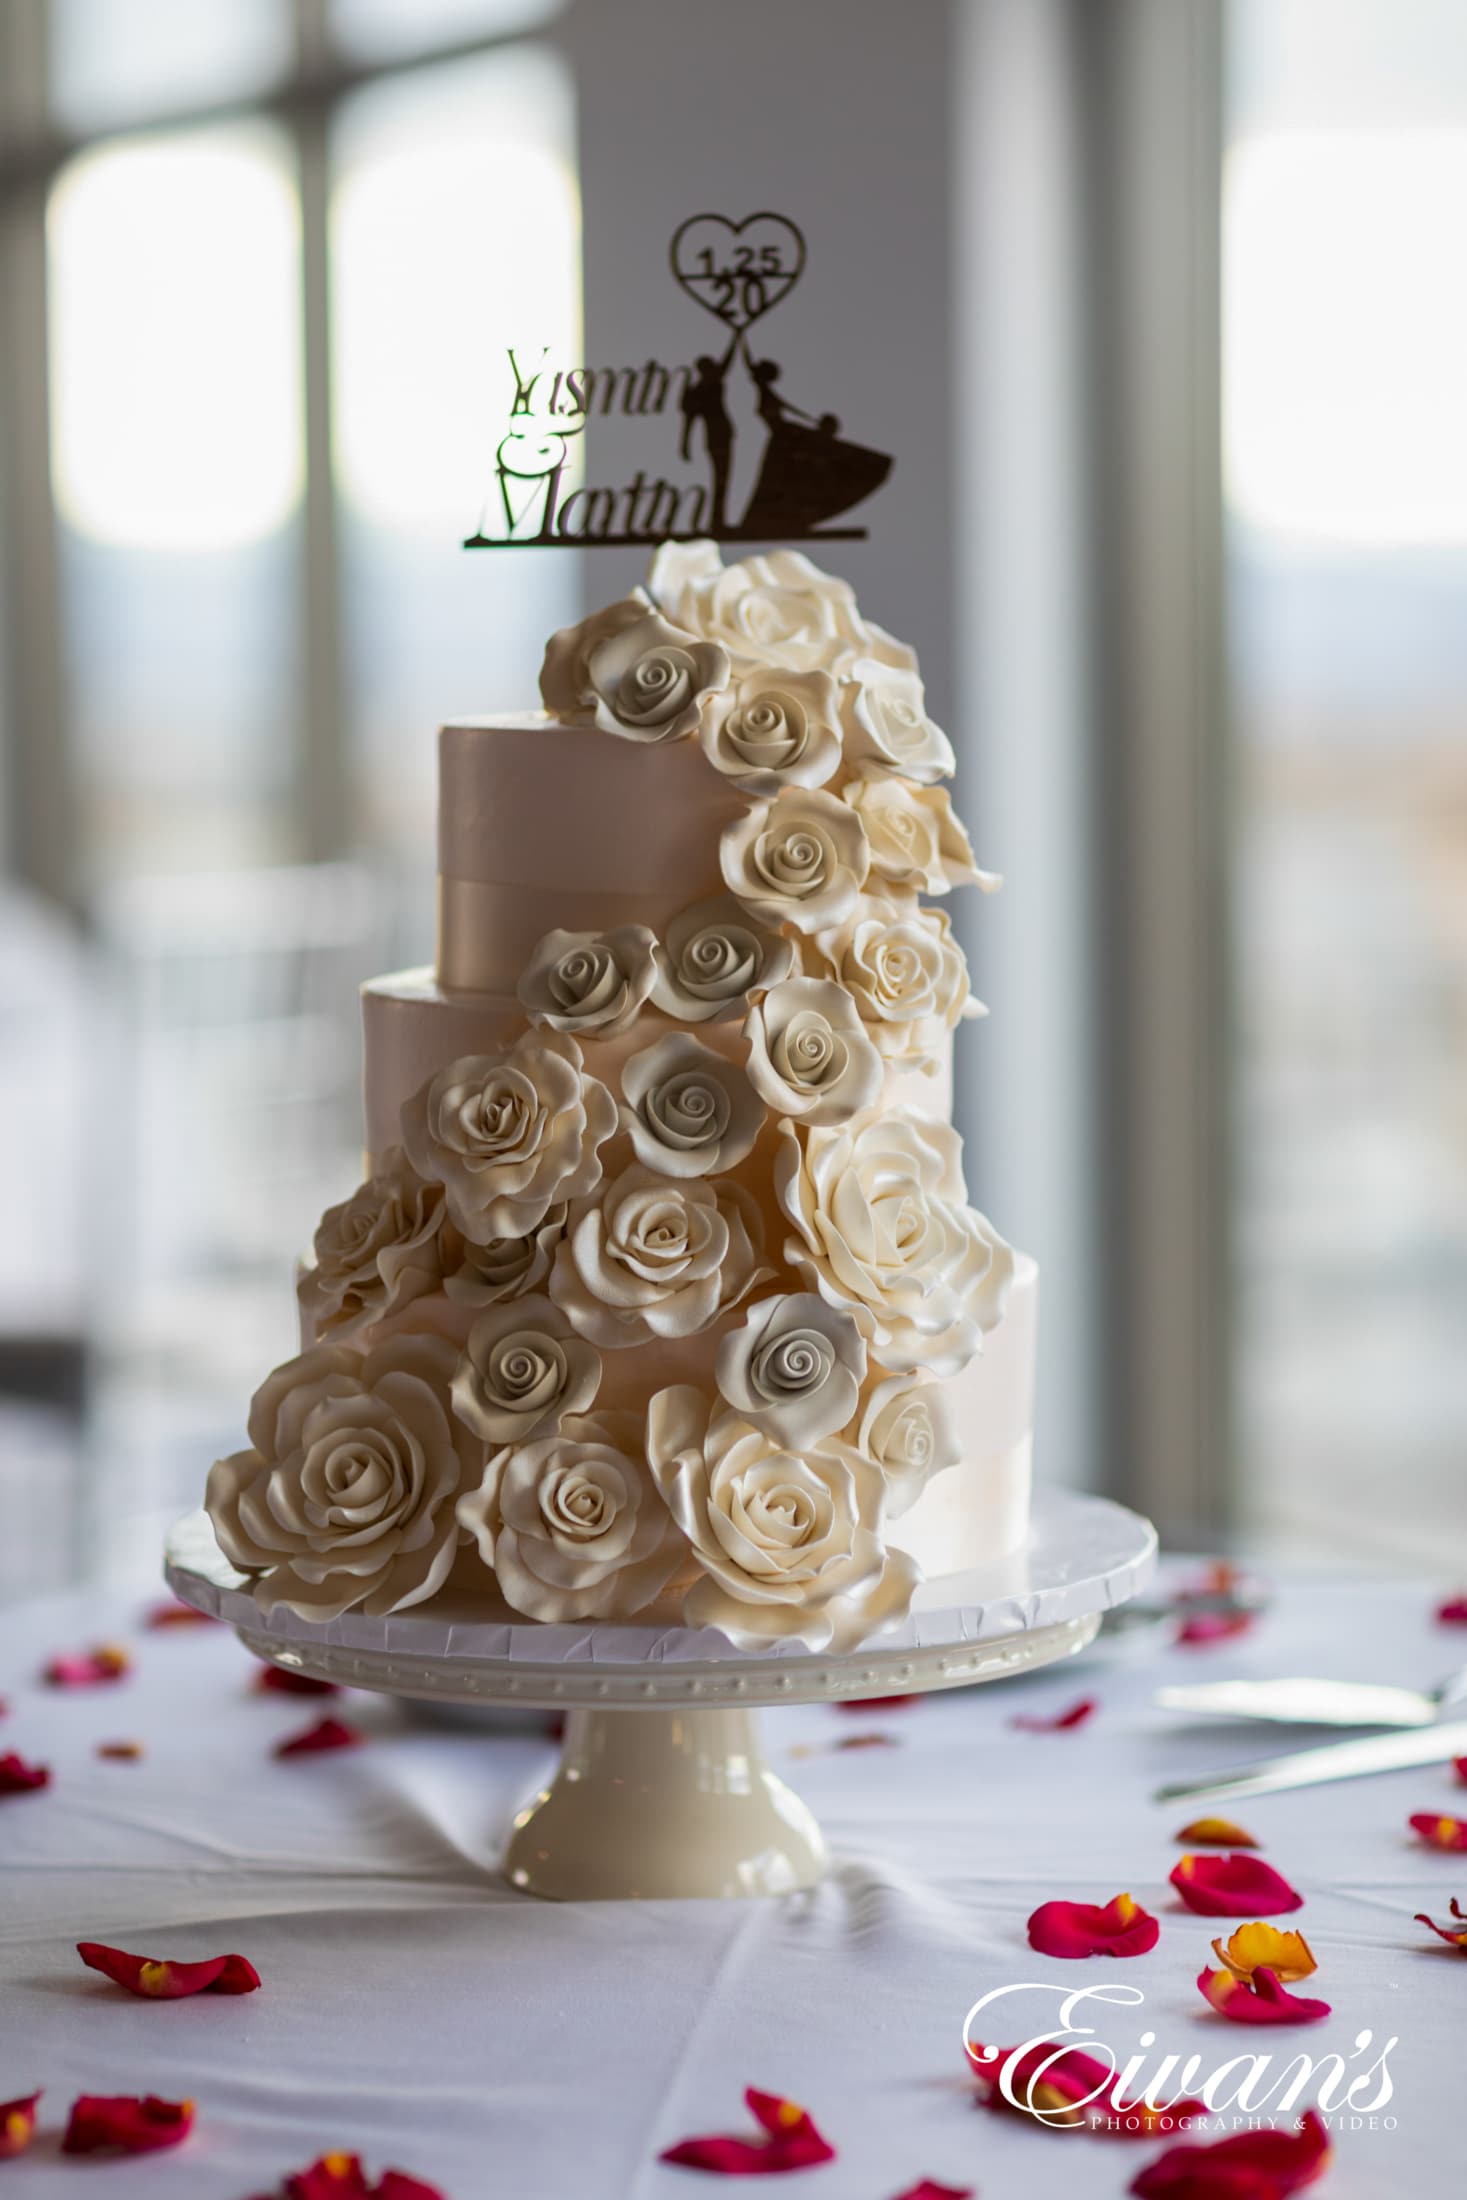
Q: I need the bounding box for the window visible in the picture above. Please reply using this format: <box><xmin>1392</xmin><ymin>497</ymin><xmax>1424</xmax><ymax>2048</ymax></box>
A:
<box><xmin>0</xmin><ymin>1</ymin><xmax>579</xmax><ymax>1580</ymax></box>
<box><xmin>1226</xmin><ymin>0</ymin><xmax>1467</xmax><ymax>1564</ymax></box>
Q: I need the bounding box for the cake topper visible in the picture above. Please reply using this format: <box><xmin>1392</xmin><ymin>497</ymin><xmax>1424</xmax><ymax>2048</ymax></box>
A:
<box><xmin>466</xmin><ymin>212</ymin><xmax>893</xmax><ymax>549</ymax></box>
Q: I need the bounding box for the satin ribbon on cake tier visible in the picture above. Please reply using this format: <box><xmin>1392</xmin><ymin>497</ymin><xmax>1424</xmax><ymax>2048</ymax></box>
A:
<box><xmin>436</xmin><ymin>875</ymin><xmax>719</xmax><ymax>995</ymax></box>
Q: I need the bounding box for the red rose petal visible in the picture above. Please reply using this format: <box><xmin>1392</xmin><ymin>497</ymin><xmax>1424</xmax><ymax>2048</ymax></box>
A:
<box><xmin>966</xmin><ymin>2040</ymin><xmax>1203</xmax><ymax>2136</ymax></box>
<box><xmin>1131</xmin><ymin>2107</ymin><xmax>1330</xmax><ymax>2197</ymax></box>
<box><xmin>1435</xmin><ymin>1594</ymin><xmax>1467</xmax><ymax>1626</ymax></box>
<box><xmin>43</xmin><ymin>1642</ymin><xmax>131</xmax><ymax>1687</ymax></box>
<box><xmin>1416</xmin><ymin>1896</ymin><xmax>1467</xmax><ymax>1949</ymax></box>
<box><xmin>0</xmin><ymin>1751</ymin><xmax>50</xmax><ymax>1797</ymax></box>
<box><xmin>255</xmin><ymin>1663</ymin><xmax>342</xmax><ymax>1697</ymax></box>
<box><xmin>1175</xmin><ymin>1817</ymin><xmax>1260</xmax><ymax>1849</ymax></box>
<box><xmin>1409</xmin><ymin>1812</ymin><xmax>1467</xmax><ymax>1851</ymax></box>
<box><xmin>834</xmin><ymin>1694</ymin><xmax>921</xmax><ymax>1713</ymax></box>
<box><xmin>1011</xmin><ymin>1696</ymin><xmax>1097</xmax><ymax>1733</ymax></box>
<box><xmin>1197</xmin><ymin>1964</ymin><xmax>1331</xmax><ymax>2025</ymax></box>
<box><xmin>1170</xmin><ymin>1853</ymin><xmax>1303</xmax><ymax>1916</ymax></box>
<box><xmin>0</xmin><ymin>2093</ymin><xmax>40</xmax><ymax>2161</ymax></box>
<box><xmin>78</xmin><ymin>1939</ymin><xmax>261</xmax><ymax>1998</ymax></box>
<box><xmin>891</xmin><ymin>2185</ymin><xmax>973</xmax><ymax>2200</ymax></box>
<box><xmin>143</xmin><ymin>1598</ymin><xmax>219</xmax><ymax>1629</ymax></box>
<box><xmin>62</xmin><ymin>2093</ymin><xmax>195</xmax><ymax>2155</ymax></box>
<box><xmin>1176</xmin><ymin>1611</ymin><xmax>1254</xmax><ymax>1648</ymax></box>
<box><xmin>275</xmin><ymin>1715</ymin><xmax>363</xmax><ymax>1759</ymax></box>
<box><xmin>251</xmin><ymin>2156</ymin><xmax>445</xmax><ymax>2200</ymax></box>
<box><xmin>660</xmin><ymin>2086</ymin><xmax>836</xmax><ymax>2173</ymax></box>
<box><xmin>1456</xmin><ymin>1758</ymin><xmax>1467</xmax><ymax>1785</ymax></box>
<box><xmin>1028</xmin><ymin>1892</ymin><xmax>1160</xmax><ymax>1959</ymax></box>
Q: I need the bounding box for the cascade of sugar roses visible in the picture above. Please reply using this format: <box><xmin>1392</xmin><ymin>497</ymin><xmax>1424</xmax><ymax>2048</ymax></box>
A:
<box><xmin>207</xmin><ymin>543</ymin><xmax>1014</xmax><ymax>1655</ymax></box>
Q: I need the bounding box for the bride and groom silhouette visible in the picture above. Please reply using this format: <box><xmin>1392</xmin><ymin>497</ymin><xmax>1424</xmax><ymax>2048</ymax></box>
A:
<box><xmin>679</xmin><ymin>330</ymin><xmax>890</xmax><ymax>539</ymax></box>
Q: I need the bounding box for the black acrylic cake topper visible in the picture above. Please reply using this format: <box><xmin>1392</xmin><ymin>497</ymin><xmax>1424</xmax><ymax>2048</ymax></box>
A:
<box><xmin>465</xmin><ymin>212</ymin><xmax>892</xmax><ymax>549</ymax></box>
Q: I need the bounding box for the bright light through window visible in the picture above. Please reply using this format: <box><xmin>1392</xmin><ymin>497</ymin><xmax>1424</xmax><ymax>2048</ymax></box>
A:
<box><xmin>49</xmin><ymin>127</ymin><xmax>303</xmax><ymax>554</ymax></box>
<box><xmin>331</xmin><ymin>50</ymin><xmax>580</xmax><ymax>536</ymax></box>
<box><xmin>1226</xmin><ymin>131</ymin><xmax>1467</xmax><ymax>545</ymax></box>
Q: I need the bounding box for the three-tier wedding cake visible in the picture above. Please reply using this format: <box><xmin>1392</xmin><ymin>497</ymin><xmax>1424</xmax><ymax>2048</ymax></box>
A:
<box><xmin>205</xmin><ymin>544</ymin><xmax>1037</xmax><ymax>1653</ymax></box>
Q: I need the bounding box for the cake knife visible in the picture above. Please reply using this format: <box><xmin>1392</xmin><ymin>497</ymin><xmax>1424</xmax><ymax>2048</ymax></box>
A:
<box><xmin>1155</xmin><ymin>1668</ymin><xmax>1467</xmax><ymax>1729</ymax></box>
<box><xmin>1154</xmin><ymin>1717</ymin><xmax>1467</xmax><ymax>1805</ymax></box>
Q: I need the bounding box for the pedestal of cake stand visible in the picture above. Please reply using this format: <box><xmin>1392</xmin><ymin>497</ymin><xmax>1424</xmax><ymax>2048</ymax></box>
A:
<box><xmin>164</xmin><ymin>1487</ymin><xmax>1155</xmax><ymax>1902</ymax></box>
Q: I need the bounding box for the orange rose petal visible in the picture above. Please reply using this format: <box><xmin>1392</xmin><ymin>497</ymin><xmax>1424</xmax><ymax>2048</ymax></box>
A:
<box><xmin>143</xmin><ymin>1599</ymin><xmax>219</xmax><ymax>1630</ymax></box>
<box><xmin>1210</xmin><ymin>1922</ymin><xmax>1317</xmax><ymax>1982</ymax></box>
<box><xmin>1409</xmin><ymin>1812</ymin><xmax>1467</xmax><ymax>1851</ymax></box>
<box><xmin>1174</xmin><ymin>1817</ymin><xmax>1259</xmax><ymax>1850</ymax></box>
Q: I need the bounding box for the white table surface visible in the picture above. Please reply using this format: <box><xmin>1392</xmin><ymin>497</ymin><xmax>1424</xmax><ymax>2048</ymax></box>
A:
<box><xmin>0</xmin><ymin>1562</ymin><xmax>1457</xmax><ymax>2198</ymax></box>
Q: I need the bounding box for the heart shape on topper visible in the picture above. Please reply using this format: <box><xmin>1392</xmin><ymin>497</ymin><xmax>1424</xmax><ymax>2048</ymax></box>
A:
<box><xmin>670</xmin><ymin>213</ymin><xmax>807</xmax><ymax>333</ymax></box>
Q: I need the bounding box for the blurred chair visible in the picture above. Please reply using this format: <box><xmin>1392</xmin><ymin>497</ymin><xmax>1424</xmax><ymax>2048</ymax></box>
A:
<box><xmin>77</xmin><ymin>862</ymin><xmax>395</xmax><ymax>1580</ymax></box>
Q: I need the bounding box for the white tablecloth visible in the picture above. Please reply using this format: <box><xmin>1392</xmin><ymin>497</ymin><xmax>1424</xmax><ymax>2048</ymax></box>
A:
<box><xmin>0</xmin><ymin>1566</ymin><xmax>1456</xmax><ymax>2198</ymax></box>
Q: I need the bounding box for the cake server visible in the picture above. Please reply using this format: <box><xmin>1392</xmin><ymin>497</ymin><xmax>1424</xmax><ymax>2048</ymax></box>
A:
<box><xmin>1155</xmin><ymin>1666</ymin><xmax>1467</xmax><ymax>1729</ymax></box>
<box><xmin>1154</xmin><ymin>1717</ymin><xmax>1467</xmax><ymax>1805</ymax></box>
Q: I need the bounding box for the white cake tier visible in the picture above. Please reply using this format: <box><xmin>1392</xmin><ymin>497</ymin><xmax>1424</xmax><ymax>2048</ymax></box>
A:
<box><xmin>361</xmin><ymin>966</ymin><xmax>955</xmax><ymax>1172</ymax></box>
<box><xmin>437</xmin><ymin>716</ymin><xmax>746</xmax><ymax>993</ymax></box>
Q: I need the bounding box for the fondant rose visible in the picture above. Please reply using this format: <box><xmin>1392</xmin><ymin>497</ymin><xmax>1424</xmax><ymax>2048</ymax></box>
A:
<box><xmin>842</xmin><ymin>778</ymin><xmax>997</xmax><ymax>895</ymax></box>
<box><xmin>619</xmin><ymin>1031</ymin><xmax>764</xmax><ymax>1178</ymax></box>
<box><xmin>841</xmin><ymin>660</ymin><xmax>956</xmax><ymax>783</ymax></box>
<box><xmin>540</xmin><ymin>592</ymin><xmax>651</xmax><ymax>716</ymax></box>
<box><xmin>647</xmin><ymin>541</ymin><xmax>915</xmax><ymax>677</ymax></box>
<box><xmin>816</xmin><ymin>902</ymin><xmax>979</xmax><ymax>1065</ymax></box>
<box><xmin>443</xmin><ymin>1208</ymin><xmax>566</xmax><ymax>1308</ymax></box>
<box><xmin>646</xmin><ymin>1387</ymin><xmax>919</xmax><ymax>1651</ymax></box>
<box><xmin>651</xmin><ymin>894</ymin><xmax>796</xmax><ymax>1023</ymax></box>
<box><xmin>517</xmin><ymin>924</ymin><xmax>660</xmax><ymax>1039</ymax></box>
<box><xmin>456</xmin><ymin>1410</ymin><xmax>685</xmax><ymax>1621</ymax></box>
<box><xmin>579</xmin><ymin>608</ymin><xmax>730</xmax><ymax>743</ymax></box>
<box><xmin>205</xmin><ymin>1333</ymin><xmax>483</xmax><ymax>1621</ymax></box>
<box><xmin>774</xmin><ymin>1111</ymin><xmax>1013</xmax><ymax>1375</ymax></box>
<box><xmin>699</xmin><ymin>668</ymin><xmax>841</xmax><ymax>795</ymax></box>
<box><xmin>715</xmin><ymin>1292</ymin><xmax>866</xmax><ymax>1448</ymax></box>
<box><xmin>297</xmin><ymin>1149</ymin><xmax>450</xmax><ymax>1343</ymax></box>
<box><xmin>550</xmin><ymin>1164</ymin><xmax>768</xmax><ymax>1349</ymax></box>
<box><xmin>743</xmin><ymin>975</ymin><xmax>883</xmax><ymax>1126</ymax></box>
<box><xmin>401</xmin><ymin>1033</ymin><xmax>616</xmax><ymax>1245</ymax></box>
<box><xmin>720</xmin><ymin>786</ymin><xmax>869</xmax><ymax>935</ymax></box>
<box><xmin>858</xmin><ymin>1374</ymin><xmax>962</xmax><ymax>1518</ymax></box>
<box><xmin>450</xmin><ymin>1295</ymin><xmax>602</xmax><ymax>1446</ymax></box>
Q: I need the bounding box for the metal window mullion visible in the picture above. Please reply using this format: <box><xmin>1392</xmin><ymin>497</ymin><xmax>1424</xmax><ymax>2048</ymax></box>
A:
<box><xmin>1082</xmin><ymin>0</ymin><xmax>1230</xmax><ymax>1544</ymax></box>
<box><xmin>292</xmin><ymin>0</ymin><xmax>347</xmax><ymax>863</ymax></box>
<box><xmin>0</xmin><ymin>0</ymin><xmax>74</xmax><ymax>909</ymax></box>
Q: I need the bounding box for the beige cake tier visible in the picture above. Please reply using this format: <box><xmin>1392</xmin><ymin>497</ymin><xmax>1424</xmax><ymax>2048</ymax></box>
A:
<box><xmin>345</xmin><ymin>710</ymin><xmax>1032</xmax><ymax>1588</ymax></box>
<box><xmin>211</xmin><ymin>543</ymin><xmax>1029</xmax><ymax>1653</ymax></box>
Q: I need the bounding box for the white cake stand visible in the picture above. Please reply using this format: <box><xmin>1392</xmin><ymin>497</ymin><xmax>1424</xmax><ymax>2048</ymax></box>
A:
<box><xmin>164</xmin><ymin>1487</ymin><xmax>1154</xmax><ymax>1902</ymax></box>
